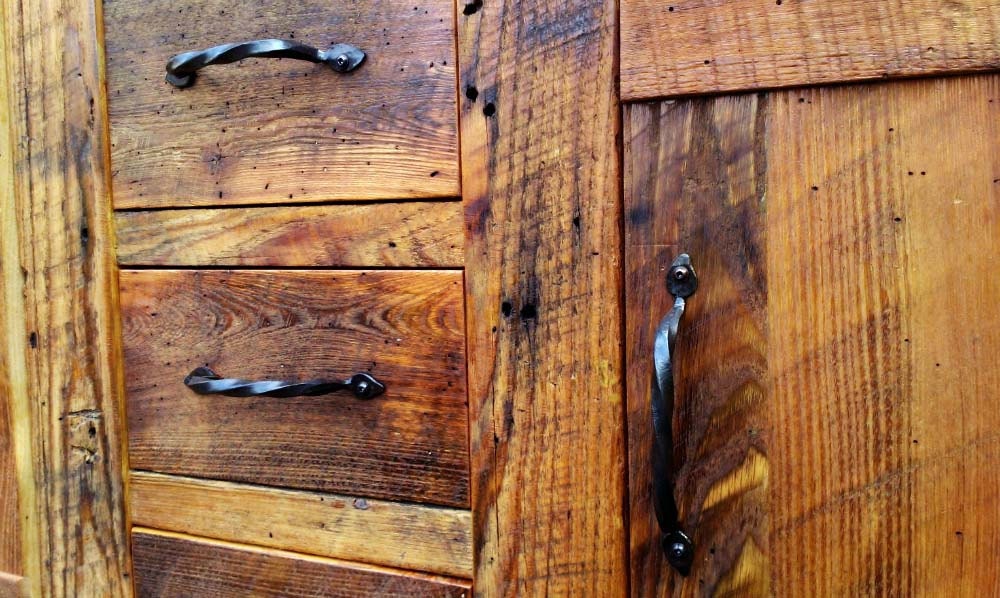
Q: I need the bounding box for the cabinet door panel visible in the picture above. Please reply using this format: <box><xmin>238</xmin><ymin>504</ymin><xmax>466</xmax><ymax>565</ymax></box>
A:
<box><xmin>625</xmin><ymin>74</ymin><xmax>1000</xmax><ymax>595</ymax></box>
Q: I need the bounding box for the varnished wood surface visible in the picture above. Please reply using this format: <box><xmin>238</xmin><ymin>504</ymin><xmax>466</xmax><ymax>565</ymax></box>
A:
<box><xmin>115</xmin><ymin>202</ymin><xmax>463</xmax><ymax>267</ymax></box>
<box><xmin>621</xmin><ymin>0</ymin><xmax>1000</xmax><ymax>100</ymax></box>
<box><xmin>0</xmin><ymin>573</ymin><xmax>23</xmax><ymax>598</ymax></box>
<box><xmin>624</xmin><ymin>96</ymin><xmax>769</xmax><ymax>597</ymax></box>
<box><xmin>459</xmin><ymin>0</ymin><xmax>628</xmax><ymax>593</ymax></box>
<box><xmin>120</xmin><ymin>269</ymin><xmax>469</xmax><ymax>507</ymax></box>
<box><xmin>0</xmin><ymin>10</ymin><xmax>23</xmax><ymax>578</ymax></box>
<box><xmin>130</xmin><ymin>472</ymin><xmax>473</xmax><ymax>579</ymax></box>
<box><xmin>104</xmin><ymin>0</ymin><xmax>460</xmax><ymax>208</ymax></box>
<box><xmin>625</xmin><ymin>73</ymin><xmax>1000</xmax><ymax>595</ymax></box>
<box><xmin>132</xmin><ymin>529</ymin><xmax>471</xmax><ymax>598</ymax></box>
<box><xmin>1</xmin><ymin>0</ymin><xmax>133</xmax><ymax>594</ymax></box>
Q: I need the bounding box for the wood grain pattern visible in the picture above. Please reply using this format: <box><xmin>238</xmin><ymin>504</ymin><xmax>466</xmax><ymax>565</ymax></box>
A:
<box><xmin>132</xmin><ymin>529</ymin><xmax>471</xmax><ymax>598</ymax></box>
<box><xmin>115</xmin><ymin>202</ymin><xmax>463</xmax><ymax>267</ymax></box>
<box><xmin>0</xmin><ymin>573</ymin><xmax>23</xmax><ymax>598</ymax></box>
<box><xmin>0</xmin><ymin>8</ymin><xmax>23</xmax><ymax>579</ymax></box>
<box><xmin>624</xmin><ymin>73</ymin><xmax>1000</xmax><ymax>595</ymax></box>
<box><xmin>104</xmin><ymin>0</ymin><xmax>459</xmax><ymax>208</ymax></box>
<box><xmin>624</xmin><ymin>97</ymin><xmax>770</xmax><ymax>597</ymax></box>
<box><xmin>621</xmin><ymin>0</ymin><xmax>1000</xmax><ymax>100</ymax></box>
<box><xmin>129</xmin><ymin>472</ymin><xmax>473</xmax><ymax>579</ymax></box>
<box><xmin>120</xmin><ymin>269</ymin><xmax>469</xmax><ymax>507</ymax></box>
<box><xmin>1</xmin><ymin>0</ymin><xmax>133</xmax><ymax>594</ymax></box>
<box><xmin>458</xmin><ymin>0</ymin><xmax>628</xmax><ymax>593</ymax></box>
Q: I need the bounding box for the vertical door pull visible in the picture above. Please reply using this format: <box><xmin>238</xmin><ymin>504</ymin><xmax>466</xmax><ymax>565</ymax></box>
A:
<box><xmin>651</xmin><ymin>253</ymin><xmax>698</xmax><ymax>575</ymax></box>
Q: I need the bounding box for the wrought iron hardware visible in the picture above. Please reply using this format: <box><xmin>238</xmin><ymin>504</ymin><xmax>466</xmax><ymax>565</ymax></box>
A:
<box><xmin>165</xmin><ymin>39</ymin><xmax>365</xmax><ymax>88</ymax></box>
<box><xmin>184</xmin><ymin>366</ymin><xmax>385</xmax><ymax>399</ymax></box>
<box><xmin>651</xmin><ymin>253</ymin><xmax>698</xmax><ymax>575</ymax></box>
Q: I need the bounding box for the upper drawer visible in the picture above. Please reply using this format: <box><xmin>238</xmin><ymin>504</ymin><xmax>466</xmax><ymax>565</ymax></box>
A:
<box><xmin>103</xmin><ymin>0</ymin><xmax>459</xmax><ymax>208</ymax></box>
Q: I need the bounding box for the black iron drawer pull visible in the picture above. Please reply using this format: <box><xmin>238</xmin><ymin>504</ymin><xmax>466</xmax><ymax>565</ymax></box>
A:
<box><xmin>651</xmin><ymin>254</ymin><xmax>698</xmax><ymax>576</ymax></box>
<box><xmin>184</xmin><ymin>366</ymin><xmax>384</xmax><ymax>399</ymax></box>
<box><xmin>165</xmin><ymin>39</ymin><xmax>365</xmax><ymax>88</ymax></box>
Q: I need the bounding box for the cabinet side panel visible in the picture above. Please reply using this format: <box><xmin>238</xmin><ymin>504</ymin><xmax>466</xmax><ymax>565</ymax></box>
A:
<box><xmin>459</xmin><ymin>0</ymin><xmax>628</xmax><ymax>593</ymax></box>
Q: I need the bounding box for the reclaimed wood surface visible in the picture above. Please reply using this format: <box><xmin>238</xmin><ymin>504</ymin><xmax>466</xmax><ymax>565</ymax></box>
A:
<box><xmin>0</xmin><ymin>10</ymin><xmax>23</xmax><ymax>579</ymax></box>
<box><xmin>115</xmin><ymin>202</ymin><xmax>463</xmax><ymax>267</ymax></box>
<box><xmin>458</xmin><ymin>0</ymin><xmax>628</xmax><ymax>593</ymax></box>
<box><xmin>622</xmin><ymin>0</ymin><xmax>1000</xmax><ymax>100</ymax></box>
<box><xmin>0</xmin><ymin>573</ymin><xmax>22</xmax><ymax>598</ymax></box>
<box><xmin>624</xmin><ymin>95</ymin><xmax>770</xmax><ymax>597</ymax></box>
<box><xmin>130</xmin><ymin>472</ymin><xmax>473</xmax><ymax>579</ymax></box>
<box><xmin>1</xmin><ymin>0</ymin><xmax>133</xmax><ymax>594</ymax></box>
<box><xmin>120</xmin><ymin>269</ymin><xmax>469</xmax><ymax>507</ymax></box>
<box><xmin>104</xmin><ymin>0</ymin><xmax>459</xmax><ymax>208</ymax></box>
<box><xmin>132</xmin><ymin>529</ymin><xmax>471</xmax><ymax>598</ymax></box>
<box><xmin>624</xmin><ymin>73</ymin><xmax>1000</xmax><ymax>595</ymax></box>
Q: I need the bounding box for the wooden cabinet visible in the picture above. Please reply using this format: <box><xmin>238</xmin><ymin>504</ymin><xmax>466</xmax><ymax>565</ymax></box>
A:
<box><xmin>2</xmin><ymin>0</ymin><xmax>1000</xmax><ymax>595</ymax></box>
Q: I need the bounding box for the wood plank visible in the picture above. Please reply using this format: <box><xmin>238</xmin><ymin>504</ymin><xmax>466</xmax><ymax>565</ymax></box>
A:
<box><xmin>132</xmin><ymin>529</ymin><xmax>470</xmax><ymax>598</ymax></box>
<box><xmin>621</xmin><ymin>0</ymin><xmax>1000</xmax><ymax>100</ymax></box>
<box><xmin>120</xmin><ymin>269</ymin><xmax>469</xmax><ymax>507</ymax></box>
<box><xmin>115</xmin><ymin>203</ymin><xmax>464</xmax><ymax>267</ymax></box>
<box><xmin>766</xmin><ymin>73</ymin><xmax>1000</xmax><ymax>597</ymax></box>
<box><xmin>129</xmin><ymin>472</ymin><xmax>473</xmax><ymax>579</ymax></box>
<box><xmin>0</xmin><ymin>7</ymin><xmax>23</xmax><ymax>579</ymax></box>
<box><xmin>624</xmin><ymin>73</ymin><xmax>1000</xmax><ymax>594</ymax></box>
<box><xmin>104</xmin><ymin>0</ymin><xmax>459</xmax><ymax>208</ymax></box>
<box><xmin>624</xmin><ymin>98</ymin><xmax>770</xmax><ymax>596</ymax></box>
<box><xmin>458</xmin><ymin>0</ymin><xmax>628</xmax><ymax>593</ymax></box>
<box><xmin>0</xmin><ymin>572</ymin><xmax>24</xmax><ymax>598</ymax></box>
<box><xmin>1</xmin><ymin>0</ymin><xmax>133</xmax><ymax>594</ymax></box>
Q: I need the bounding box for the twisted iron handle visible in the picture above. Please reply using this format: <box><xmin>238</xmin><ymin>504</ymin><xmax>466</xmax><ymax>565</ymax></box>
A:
<box><xmin>184</xmin><ymin>366</ymin><xmax>385</xmax><ymax>400</ymax></box>
<box><xmin>165</xmin><ymin>39</ymin><xmax>365</xmax><ymax>88</ymax></box>
<box><xmin>651</xmin><ymin>254</ymin><xmax>698</xmax><ymax>576</ymax></box>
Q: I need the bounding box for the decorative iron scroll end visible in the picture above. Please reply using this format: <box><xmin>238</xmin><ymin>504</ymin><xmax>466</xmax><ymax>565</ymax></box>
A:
<box><xmin>346</xmin><ymin>372</ymin><xmax>385</xmax><ymax>399</ymax></box>
<box><xmin>662</xmin><ymin>530</ymin><xmax>694</xmax><ymax>576</ymax></box>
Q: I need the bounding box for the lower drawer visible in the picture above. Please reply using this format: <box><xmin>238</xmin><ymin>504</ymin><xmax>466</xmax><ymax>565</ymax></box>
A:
<box><xmin>132</xmin><ymin>529</ymin><xmax>471</xmax><ymax>597</ymax></box>
<box><xmin>119</xmin><ymin>269</ymin><xmax>468</xmax><ymax>507</ymax></box>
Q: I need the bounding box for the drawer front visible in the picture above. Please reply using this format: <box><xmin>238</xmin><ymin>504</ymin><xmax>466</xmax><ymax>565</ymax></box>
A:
<box><xmin>132</xmin><ymin>530</ymin><xmax>471</xmax><ymax>597</ymax></box>
<box><xmin>120</xmin><ymin>269</ymin><xmax>468</xmax><ymax>507</ymax></box>
<box><xmin>104</xmin><ymin>0</ymin><xmax>459</xmax><ymax>208</ymax></box>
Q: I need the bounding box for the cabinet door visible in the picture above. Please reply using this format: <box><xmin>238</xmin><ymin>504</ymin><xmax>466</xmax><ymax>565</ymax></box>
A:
<box><xmin>622</xmin><ymin>11</ymin><xmax>1000</xmax><ymax>594</ymax></box>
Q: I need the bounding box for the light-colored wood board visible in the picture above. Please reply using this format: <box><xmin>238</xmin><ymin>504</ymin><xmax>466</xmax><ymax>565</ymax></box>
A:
<box><xmin>0</xmin><ymin>7</ymin><xmax>23</xmax><ymax>578</ymax></box>
<box><xmin>132</xmin><ymin>529</ymin><xmax>471</xmax><ymax>597</ymax></box>
<box><xmin>624</xmin><ymin>98</ymin><xmax>770</xmax><ymax>596</ymax></box>
<box><xmin>104</xmin><ymin>0</ymin><xmax>460</xmax><ymax>207</ymax></box>
<box><xmin>624</xmin><ymin>74</ymin><xmax>1000</xmax><ymax>594</ymax></box>
<box><xmin>120</xmin><ymin>269</ymin><xmax>469</xmax><ymax>507</ymax></box>
<box><xmin>115</xmin><ymin>202</ymin><xmax>464</xmax><ymax>267</ymax></box>
<box><xmin>767</xmin><ymin>74</ymin><xmax>1000</xmax><ymax>597</ymax></box>
<box><xmin>621</xmin><ymin>0</ymin><xmax>1000</xmax><ymax>100</ymax></box>
<box><xmin>458</xmin><ymin>0</ymin><xmax>628</xmax><ymax>593</ymax></box>
<box><xmin>129</xmin><ymin>472</ymin><xmax>473</xmax><ymax>579</ymax></box>
<box><xmin>2</xmin><ymin>0</ymin><xmax>133</xmax><ymax>594</ymax></box>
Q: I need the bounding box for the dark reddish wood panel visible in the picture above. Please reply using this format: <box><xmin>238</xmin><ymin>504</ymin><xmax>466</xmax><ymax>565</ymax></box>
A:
<box><xmin>120</xmin><ymin>269</ymin><xmax>469</xmax><ymax>507</ymax></box>
<box><xmin>132</xmin><ymin>530</ymin><xmax>470</xmax><ymax>597</ymax></box>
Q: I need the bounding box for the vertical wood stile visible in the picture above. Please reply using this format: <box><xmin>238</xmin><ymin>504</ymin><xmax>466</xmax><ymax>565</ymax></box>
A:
<box><xmin>458</xmin><ymin>0</ymin><xmax>628</xmax><ymax>594</ymax></box>
<box><xmin>1</xmin><ymin>0</ymin><xmax>133</xmax><ymax>594</ymax></box>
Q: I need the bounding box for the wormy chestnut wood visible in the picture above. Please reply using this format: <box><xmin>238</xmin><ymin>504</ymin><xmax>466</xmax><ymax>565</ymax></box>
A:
<box><xmin>104</xmin><ymin>0</ymin><xmax>459</xmax><ymax>208</ymax></box>
<box><xmin>121</xmin><ymin>269</ymin><xmax>469</xmax><ymax>507</ymax></box>
<box><xmin>115</xmin><ymin>202</ymin><xmax>464</xmax><ymax>267</ymax></box>
<box><xmin>625</xmin><ymin>73</ymin><xmax>1000</xmax><ymax>595</ymax></box>
<box><xmin>132</xmin><ymin>529</ymin><xmax>471</xmax><ymax>597</ymax></box>
<box><xmin>1</xmin><ymin>0</ymin><xmax>133</xmax><ymax>594</ymax></box>
<box><xmin>622</xmin><ymin>0</ymin><xmax>1000</xmax><ymax>99</ymax></box>
<box><xmin>130</xmin><ymin>473</ymin><xmax>473</xmax><ymax>579</ymax></box>
<box><xmin>459</xmin><ymin>0</ymin><xmax>628</xmax><ymax>593</ymax></box>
